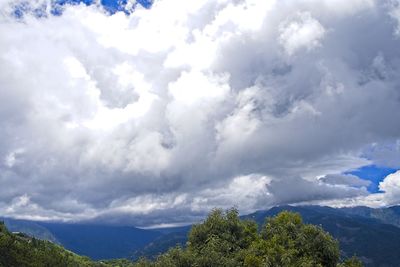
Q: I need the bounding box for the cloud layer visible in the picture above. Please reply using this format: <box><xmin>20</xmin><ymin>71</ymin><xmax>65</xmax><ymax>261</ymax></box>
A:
<box><xmin>1</xmin><ymin>0</ymin><xmax>400</xmax><ymax>226</ymax></box>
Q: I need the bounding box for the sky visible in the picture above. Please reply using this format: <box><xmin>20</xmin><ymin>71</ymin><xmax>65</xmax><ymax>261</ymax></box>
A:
<box><xmin>1</xmin><ymin>0</ymin><xmax>400</xmax><ymax>227</ymax></box>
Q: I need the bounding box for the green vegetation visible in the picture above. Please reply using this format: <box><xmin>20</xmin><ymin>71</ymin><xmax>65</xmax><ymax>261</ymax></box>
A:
<box><xmin>0</xmin><ymin>209</ymin><xmax>362</xmax><ymax>267</ymax></box>
<box><xmin>0</xmin><ymin>221</ymin><xmax>106</xmax><ymax>267</ymax></box>
<box><xmin>1</xmin><ymin>218</ymin><xmax>59</xmax><ymax>243</ymax></box>
<box><xmin>132</xmin><ymin>209</ymin><xmax>362</xmax><ymax>267</ymax></box>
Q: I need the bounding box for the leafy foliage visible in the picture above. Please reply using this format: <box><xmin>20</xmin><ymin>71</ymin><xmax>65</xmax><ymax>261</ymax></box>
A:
<box><xmin>132</xmin><ymin>209</ymin><xmax>362</xmax><ymax>267</ymax></box>
<box><xmin>243</xmin><ymin>205</ymin><xmax>400</xmax><ymax>266</ymax></box>
<box><xmin>338</xmin><ymin>257</ymin><xmax>364</xmax><ymax>267</ymax></box>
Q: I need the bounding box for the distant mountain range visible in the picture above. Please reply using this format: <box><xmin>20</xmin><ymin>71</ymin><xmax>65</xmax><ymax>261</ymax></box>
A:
<box><xmin>1</xmin><ymin>218</ymin><xmax>162</xmax><ymax>260</ymax></box>
<box><xmin>3</xmin><ymin>205</ymin><xmax>400</xmax><ymax>266</ymax></box>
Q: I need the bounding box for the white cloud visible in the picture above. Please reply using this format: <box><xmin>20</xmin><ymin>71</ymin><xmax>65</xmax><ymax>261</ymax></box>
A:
<box><xmin>379</xmin><ymin>170</ymin><xmax>400</xmax><ymax>203</ymax></box>
<box><xmin>168</xmin><ymin>71</ymin><xmax>229</xmax><ymax>105</ymax></box>
<box><xmin>390</xmin><ymin>0</ymin><xmax>400</xmax><ymax>36</ymax></box>
<box><xmin>279</xmin><ymin>12</ymin><xmax>326</xmax><ymax>56</ymax></box>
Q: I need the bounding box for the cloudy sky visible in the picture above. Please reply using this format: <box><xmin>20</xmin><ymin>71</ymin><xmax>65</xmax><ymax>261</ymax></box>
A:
<box><xmin>1</xmin><ymin>0</ymin><xmax>400</xmax><ymax>227</ymax></box>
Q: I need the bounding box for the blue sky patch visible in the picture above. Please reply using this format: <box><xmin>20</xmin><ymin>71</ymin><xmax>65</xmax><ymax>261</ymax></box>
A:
<box><xmin>101</xmin><ymin>0</ymin><xmax>152</xmax><ymax>13</ymax></box>
<box><xmin>347</xmin><ymin>165</ymin><xmax>398</xmax><ymax>193</ymax></box>
<box><xmin>11</xmin><ymin>0</ymin><xmax>152</xmax><ymax>18</ymax></box>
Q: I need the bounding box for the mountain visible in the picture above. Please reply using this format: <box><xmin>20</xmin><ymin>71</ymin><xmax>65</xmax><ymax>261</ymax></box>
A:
<box><xmin>36</xmin><ymin>222</ymin><xmax>163</xmax><ymax>260</ymax></box>
<box><xmin>340</xmin><ymin>205</ymin><xmax>400</xmax><ymax>228</ymax></box>
<box><xmin>1</xmin><ymin>217</ymin><xmax>163</xmax><ymax>260</ymax></box>
<box><xmin>131</xmin><ymin>227</ymin><xmax>189</xmax><ymax>260</ymax></box>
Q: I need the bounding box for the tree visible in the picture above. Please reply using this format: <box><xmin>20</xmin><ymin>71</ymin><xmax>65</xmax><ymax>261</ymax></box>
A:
<box><xmin>134</xmin><ymin>209</ymin><xmax>362</xmax><ymax>267</ymax></box>
<box><xmin>187</xmin><ymin>208</ymin><xmax>258</xmax><ymax>267</ymax></box>
<box><xmin>245</xmin><ymin>211</ymin><xmax>340</xmax><ymax>267</ymax></box>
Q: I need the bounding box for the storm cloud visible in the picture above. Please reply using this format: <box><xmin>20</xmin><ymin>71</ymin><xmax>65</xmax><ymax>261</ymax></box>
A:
<box><xmin>1</xmin><ymin>0</ymin><xmax>400</xmax><ymax>226</ymax></box>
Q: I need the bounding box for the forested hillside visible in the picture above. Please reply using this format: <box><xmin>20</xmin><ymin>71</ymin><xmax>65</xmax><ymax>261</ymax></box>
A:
<box><xmin>0</xmin><ymin>221</ymin><xmax>100</xmax><ymax>267</ymax></box>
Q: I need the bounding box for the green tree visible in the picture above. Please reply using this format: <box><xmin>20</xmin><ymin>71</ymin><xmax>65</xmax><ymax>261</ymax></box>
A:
<box><xmin>133</xmin><ymin>209</ymin><xmax>362</xmax><ymax>267</ymax></box>
<box><xmin>246</xmin><ymin>211</ymin><xmax>340</xmax><ymax>267</ymax></box>
<box><xmin>187</xmin><ymin>208</ymin><xmax>258</xmax><ymax>267</ymax></box>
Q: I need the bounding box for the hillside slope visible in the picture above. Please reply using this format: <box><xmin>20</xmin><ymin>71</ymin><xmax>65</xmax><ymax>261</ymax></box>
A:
<box><xmin>0</xmin><ymin>222</ymin><xmax>101</xmax><ymax>267</ymax></box>
<box><xmin>340</xmin><ymin>206</ymin><xmax>400</xmax><ymax>227</ymax></box>
<box><xmin>2</xmin><ymin>217</ymin><xmax>59</xmax><ymax>243</ymax></box>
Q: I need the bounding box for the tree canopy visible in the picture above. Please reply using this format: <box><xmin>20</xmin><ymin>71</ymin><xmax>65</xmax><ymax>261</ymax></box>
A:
<box><xmin>134</xmin><ymin>208</ymin><xmax>362</xmax><ymax>267</ymax></box>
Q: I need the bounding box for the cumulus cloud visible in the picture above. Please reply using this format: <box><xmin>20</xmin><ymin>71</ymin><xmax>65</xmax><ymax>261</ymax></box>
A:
<box><xmin>0</xmin><ymin>0</ymin><xmax>400</xmax><ymax>225</ymax></box>
<box><xmin>378</xmin><ymin>170</ymin><xmax>400</xmax><ymax>204</ymax></box>
<box><xmin>279</xmin><ymin>12</ymin><xmax>325</xmax><ymax>56</ymax></box>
